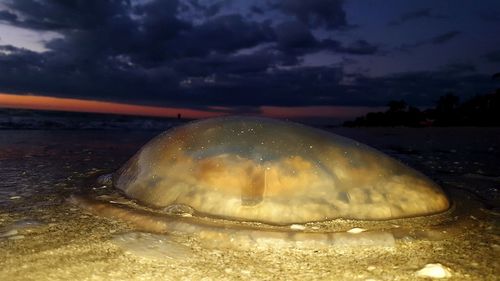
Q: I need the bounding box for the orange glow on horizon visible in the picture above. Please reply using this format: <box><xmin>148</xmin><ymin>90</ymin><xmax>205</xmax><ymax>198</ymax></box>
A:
<box><xmin>261</xmin><ymin>105</ymin><xmax>386</xmax><ymax>119</ymax></box>
<box><xmin>0</xmin><ymin>93</ymin><xmax>381</xmax><ymax>120</ymax></box>
<box><xmin>0</xmin><ymin>93</ymin><xmax>225</xmax><ymax>119</ymax></box>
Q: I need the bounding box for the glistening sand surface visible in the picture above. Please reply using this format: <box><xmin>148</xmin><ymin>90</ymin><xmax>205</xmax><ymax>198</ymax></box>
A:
<box><xmin>0</xmin><ymin>128</ymin><xmax>499</xmax><ymax>280</ymax></box>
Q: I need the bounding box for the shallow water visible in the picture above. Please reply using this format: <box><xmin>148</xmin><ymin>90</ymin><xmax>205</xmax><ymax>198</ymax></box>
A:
<box><xmin>0</xmin><ymin>128</ymin><xmax>499</xmax><ymax>280</ymax></box>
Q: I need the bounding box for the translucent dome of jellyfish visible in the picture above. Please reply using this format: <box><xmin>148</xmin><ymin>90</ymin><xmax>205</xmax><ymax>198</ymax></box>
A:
<box><xmin>70</xmin><ymin>116</ymin><xmax>451</xmax><ymax>253</ymax></box>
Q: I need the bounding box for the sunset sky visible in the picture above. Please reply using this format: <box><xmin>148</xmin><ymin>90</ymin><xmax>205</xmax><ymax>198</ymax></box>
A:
<box><xmin>0</xmin><ymin>0</ymin><xmax>499</xmax><ymax>121</ymax></box>
<box><xmin>0</xmin><ymin>92</ymin><xmax>385</xmax><ymax>120</ymax></box>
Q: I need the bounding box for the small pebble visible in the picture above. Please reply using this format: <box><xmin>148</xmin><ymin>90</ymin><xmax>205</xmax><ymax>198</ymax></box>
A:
<box><xmin>0</xmin><ymin>229</ymin><xmax>18</xmax><ymax>238</ymax></box>
<box><xmin>290</xmin><ymin>224</ymin><xmax>306</xmax><ymax>230</ymax></box>
<box><xmin>96</xmin><ymin>173</ymin><xmax>113</xmax><ymax>186</ymax></box>
<box><xmin>240</xmin><ymin>270</ymin><xmax>251</xmax><ymax>275</ymax></box>
<box><xmin>8</xmin><ymin>235</ymin><xmax>25</xmax><ymax>240</ymax></box>
<box><xmin>111</xmin><ymin>232</ymin><xmax>192</xmax><ymax>260</ymax></box>
<box><xmin>347</xmin><ymin>227</ymin><xmax>366</xmax><ymax>234</ymax></box>
<box><xmin>416</xmin><ymin>263</ymin><xmax>452</xmax><ymax>279</ymax></box>
<box><xmin>0</xmin><ymin>219</ymin><xmax>44</xmax><ymax>237</ymax></box>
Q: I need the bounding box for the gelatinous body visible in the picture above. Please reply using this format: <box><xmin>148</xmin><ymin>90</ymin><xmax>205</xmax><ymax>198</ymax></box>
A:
<box><xmin>113</xmin><ymin>116</ymin><xmax>449</xmax><ymax>224</ymax></box>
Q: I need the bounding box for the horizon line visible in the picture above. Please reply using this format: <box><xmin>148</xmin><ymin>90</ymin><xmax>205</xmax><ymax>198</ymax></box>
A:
<box><xmin>0</xmin><ymin>93</ymin><xmax>385</xmax><ymax>120</ymax></box>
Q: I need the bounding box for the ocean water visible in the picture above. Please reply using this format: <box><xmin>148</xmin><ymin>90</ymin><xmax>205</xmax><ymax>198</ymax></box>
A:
<box><xmin>0</xmin><ymin>128</ymin><xmax>498</xmax><ymax>280</ymax></box>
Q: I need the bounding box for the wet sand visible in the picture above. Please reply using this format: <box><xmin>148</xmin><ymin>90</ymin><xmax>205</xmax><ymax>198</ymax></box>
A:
<box><xmin>0</xmin><ymin>128</ymin><xmax>499</xmax><ymax>280</ymax></box>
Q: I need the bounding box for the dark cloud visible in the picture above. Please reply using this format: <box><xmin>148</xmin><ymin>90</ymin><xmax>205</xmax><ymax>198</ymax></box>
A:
<box><xmin>2</xmin><ymin>42</ymin><xmax>494</xmax><ymax>109</ymax></box>
<box><xmin>250</xmin><ymin>5</ymin><xmax>264</xmax><ymax>15</ymax></box>
<box><xmin>430</xmin><ymin>31</ymin><xmax>461</xmax><ymax>44</ymax></box>
<box><xmin>268</xmin><ymin>0</ymin><xmax>347</xmax><ymax>29</ymax></box>
<box><xmin>1</xmin><ymin>0</ymin><xmax>133</xmax><ymax>30</ymax></box>
<box><xmin>0</xmin><ymin>41</ymin><xmax>341</xmax><ymax>107</ymax></box>
<box><xmin>0</xmin><ymin>10</ymin><xmax>17</xmax><ymax>22</ymax></box>
<box><xmin>0</xmin><ymin>0</ymin><xmax>493</xmax><ymax>112</ymax></box>
<box><xmin>1</xmin><ymin>0</ymin><xmax>189</xmax><ymax>67</ymax></box>
<box><xmin>0</xmin><ymin>0</ymin><xmax>370</xmax><ymax>62</ymax></box>
<box><xmin>484</xmin><ymin>50</ymin><xmax>500</xmax><ymax>63</ymax></box>
<box><xmin>398</xmin><ymin>30</ymin><xmax>461</xmax><ymax>51</ymax></box>
<box><xmin>273</xmin><ymin>21</ymin><xmax>378</xmax><ymax>55</ymax></box>
<box><xmin>388</xmin><ymin>8</ymin><xmax>445</xmax><ymax>26</ymax></box>
<box><xmin>1</xmin><ymin>1</ymin><xmax>274</xmax><ymax>63</ymax></box>
<box><xmin>350</xmin><ymin>70</ymin><xmax>496</xmax><ymax>106</ymax></box>
<box><xmin>0</xmin><ymin>43</ymin><xmax>181</xmax><ymax>102</ymax></box>
<box><xmin>440</xmin><ymin>63</ymin><xmax>476</xmax><ymax>74</ymax></box>
<box><xmin>173</xmin><ymin>49</ymin><xmax>298</xmax><ymax>77</ymax></box>
<box><xmin>174</xmin><ymin>66</ymin><xmax>346</xmax><ymax>106</ymax></box>
<box><xmin>168</xmin><ymin>14</ymin><xmax>274</xmax><ymax>58</ymax></box>
<box><xmin>478</xmin><ymin>10</ymin><xmax>500</xmax><ymax>22</ymax></box>
<box><xmin>181</xmin><ymin>0</ymin><xmax>225</xmax><ymax>17</ymax></box>
<box><xmin>335</xmin><ymin>40</ymin><xmax>378</xmax><ymax>55</ymax></box>
<box><xmin>274</xmin><ymin>21</ymin><xmax>317</xmax><ymax>50</ymax></box>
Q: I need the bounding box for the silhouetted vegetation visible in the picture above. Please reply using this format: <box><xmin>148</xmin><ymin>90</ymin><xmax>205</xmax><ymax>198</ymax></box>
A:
<box><xmin>344</xmin><ymin>73</ymin><xmax>500</xmax><ymax>127</ymax></box>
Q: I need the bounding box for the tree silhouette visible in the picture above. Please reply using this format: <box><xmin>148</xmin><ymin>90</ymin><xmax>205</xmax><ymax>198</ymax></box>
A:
<box><xmin>344</xmin><ymin>72</ymin><xmax>500</xmax><ymax>127</ymax></box>
<box><xmin>433</xmin><ymin>93</ymin><xmax>460</xmax><ymax>126</ymax></box>
<box><xmin>387</xmin><ymin>100</ymin><xmax>408</xmax><ymax>112</ymax></box>
<box><xmin>436</xmin><ymin>93</ymin><xmax>459</xmax><ymax>112</ymax></box>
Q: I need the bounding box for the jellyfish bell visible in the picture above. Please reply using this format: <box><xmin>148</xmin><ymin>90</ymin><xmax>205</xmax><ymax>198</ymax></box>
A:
<box><xmin>112</xmin><ymin>116</ymin><xmax>449</xmax><ymax>222</ymax></box>
<box><xmin>70</xmin><ymin>116</ymin><xmax>451</xmax><ymax>254</ymax></box>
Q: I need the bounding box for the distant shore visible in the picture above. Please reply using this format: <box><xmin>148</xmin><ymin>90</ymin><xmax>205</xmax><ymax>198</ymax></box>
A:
<box><xmin>344</xmin><ymin>91</ymin><xmax>500</xmax><ymax>127</ymax></box>
<box><xmin>0</xmin><ymin>108</ymin><xmax>187</xmax><ymax>130</ymax></box>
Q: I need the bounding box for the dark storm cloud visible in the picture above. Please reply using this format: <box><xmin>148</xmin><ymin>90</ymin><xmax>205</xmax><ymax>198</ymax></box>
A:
<box><xmin>336</xmin><ymin>40</ymin><xmax>378</xmax><ymax>55</ymax></box>
<box><xmin>484</xmin><ymin>50</ymin><xmax>500</xmax><ymax>63</ymax></box>
<box><xmin>273</xmin><ymin>21</ymin><xmax>378</xmax><ymax>55</ymax></box>
<box><xmin>0</xmin><ymin>41</ymin><xmax>343</xmax><ymax>107</ymax></box>
<box><xmin>0</xmin><ymin>10</ymin><xmax>17</xmax><ymax>22</ymax></box>
<box><xmin>350</xmin><ymin>70</ymin><xmax>496</xmax><ymax>106</ymax></box>
<box><xmin>430</xmin><ymin>31</ymin><xmax>461</xmax><ymax>44</ymax></box>
<box><xmin>167</xmin><ymin>14</ymin><xmax>274</xmax><ymax>58</ymax></box>
<box><xmin>440</xmin><ymin>63</ymin><xmax>476</xmax><ymax>74</ymax></box>
<box><xmin>0</xmin><ymin>1</ymin><xmax>275</xmax><ymax>62</ymax></box>
<box><xmin>398</xmin><ymin>30</ymin><xmax>461</xmax><ymax>51</ymax></box>
<box><xmin>175</xmin><ymin>66</ymin><xmax>346</xmax><ymax>106</ymax></box>
<box><xmin>250</xmin><ymin>5</ymin><xmax>264</xmax><ymax>15</ymax></box>
<box><xmin>173</xmin><ymin>49</ymin><xmax>298</xmax><ymax>77</ymax></box>
<box><xmin>0</xmin><ymin>0</ymin><xmax>134</xmax><ymax>30</ymax></box>
<box><xmin>181</xmin><ymin>0</ymin><xmax>224</xmax><ymax>17</ymax></box>
<box><xmin>268</xmin><ymin>0</ymin><xmax>347</xmax><ymax>29</ymax></box>
<box><xmin>274</xmin><ymin>21</ymin><xmax>317</xmax><ymax>50</ymax></box>
<box><xmin>478</xmin><ymin>10</ymin><xmax>500</xmax><ymax>22</ymax></box>
<box><xmin>0</xmin><ymin>41</ymin><xmax>495</xmax><ymax>108</ymax></box>
<box><xmin>3</xmin><ymin>0</ymin><xmax>491</xmax><ymax>111</ymax></box>
<box><xmin>0</xmin><ymin>43</ymin><xmax>179</xmax><ymax>100</ymax></box>
<box><xmin>388</xmin><ymin>8</ymin><xmax>445</xmax><ymax>26</ymax></box>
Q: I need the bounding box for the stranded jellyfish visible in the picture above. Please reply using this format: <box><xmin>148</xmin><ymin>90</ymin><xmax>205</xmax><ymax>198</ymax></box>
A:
<box><xmin>71</xmin><ymin>116</ymin><xmax>450</xmax><ymax>253</ymax></box>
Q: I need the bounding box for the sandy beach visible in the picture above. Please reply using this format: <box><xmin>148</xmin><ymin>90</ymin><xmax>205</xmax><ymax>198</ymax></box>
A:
<box><xmin>0</xmin><ymin>128</ymin><xmax>498</xmax><ymax>281</ymax></box>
